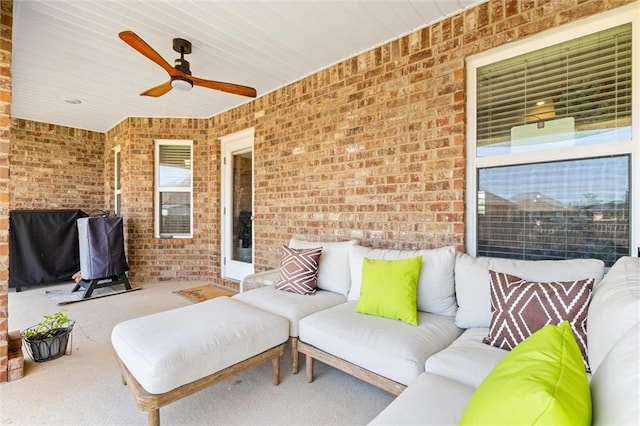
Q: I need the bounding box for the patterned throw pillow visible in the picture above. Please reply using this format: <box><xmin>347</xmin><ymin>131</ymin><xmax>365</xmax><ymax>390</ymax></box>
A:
<box><xmin>483</xmin><ymin>270</ymin><xmax>594</xmax><ymax>370</ymax></box>
<box><xmin>275</xmin><ymin>246</ymin><xmax>322</xmax><ymax>295</ymax></box>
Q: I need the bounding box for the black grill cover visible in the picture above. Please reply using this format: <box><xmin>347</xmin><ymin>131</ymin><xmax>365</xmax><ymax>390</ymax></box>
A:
<box><xmin>9</xmin><ymin>209</ymin><xmax>87</xmax><ymax>289</ymax></box>
<box><xmin>77</xmin><ymin>215</ymin><xmax>129</xmax><ymax>280</ymax></box>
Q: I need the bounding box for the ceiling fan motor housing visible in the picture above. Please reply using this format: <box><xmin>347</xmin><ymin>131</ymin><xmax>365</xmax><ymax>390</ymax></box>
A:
<box><xmin>174</xmin><ymin>58</ymin><xmax>191</xmax><ymax>75</ymax></box>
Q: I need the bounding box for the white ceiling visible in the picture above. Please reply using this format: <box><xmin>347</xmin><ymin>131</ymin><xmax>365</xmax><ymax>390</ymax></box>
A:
<box><xmin>11</xmin><ymin>0</ymin><xmax>486</xmax><ymax>133</ymax></box>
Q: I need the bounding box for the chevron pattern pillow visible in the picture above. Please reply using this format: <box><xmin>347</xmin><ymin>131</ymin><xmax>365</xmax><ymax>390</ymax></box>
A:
<box><xmin>483</xmin><ymin>270</ymin><xmax>594</xmax><ymax>371</ymax></box>
<box><xmin>275</xmin><ymin>246</ymin><xmax>322</xmax><ymax>295</ymax></box>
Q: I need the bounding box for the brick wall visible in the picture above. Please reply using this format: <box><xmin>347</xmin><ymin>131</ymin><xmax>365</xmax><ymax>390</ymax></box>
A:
<box><xmin>0</xmin><ymin>0</ymin><xmax>12</xmax><ymax>383</ymax></box>
<box><xmin>105</xmin><ymin>117</ymin><xmax>217</xmax><ymax>284</ymax></box>
<box><xmin>10</xmin><ymin>119</ymin><xmax>105</xmax><ymax>210</ymax></box>
<box><xmin>216</xmin><ymin>0</ymin><xmax>636</xmax><ymax>270</ymax></box>
<box><xmin>2</xmin><ymin>0</ymin><xmax>634</xmax><ymax>301</ymax></box>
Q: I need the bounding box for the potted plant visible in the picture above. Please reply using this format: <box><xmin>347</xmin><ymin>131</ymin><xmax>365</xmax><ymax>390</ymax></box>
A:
<box><xmin>21</xmin><ymin>310</ymin><xmax>75</xmax><ymax>362</ymax></box>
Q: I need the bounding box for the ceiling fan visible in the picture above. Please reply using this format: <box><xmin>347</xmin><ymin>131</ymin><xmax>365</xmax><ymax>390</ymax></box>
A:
<box><xmin>118</xmin><ymin>30</ymin><xmax>257</xmax><ymax>98</ymax></box>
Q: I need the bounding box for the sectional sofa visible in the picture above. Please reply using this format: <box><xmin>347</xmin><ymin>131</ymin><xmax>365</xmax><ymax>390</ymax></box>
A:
<box><xmin>237</xmin><ymin>239</ymin><xmax>639</xmax><ymax>424</ymax></box>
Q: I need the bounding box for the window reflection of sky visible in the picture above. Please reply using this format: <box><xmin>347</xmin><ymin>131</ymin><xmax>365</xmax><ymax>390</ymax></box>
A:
<box><xmin>159</xmin><ymin>165</ymin><xmax>191</xmax><ymax>187</ymax></box>
<box><xmin>477</xmin><ymin>126</ymin><xmax>632</xmax><ymax>157</ymax></box>
<box><xmin>479</xmin><ymin>156</ymin><xmax>629</xmax><ymax>206</ymax></box>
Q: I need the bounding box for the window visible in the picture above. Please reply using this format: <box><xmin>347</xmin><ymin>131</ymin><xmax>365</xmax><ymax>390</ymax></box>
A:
<box><xmin>114</xmin><ymin>145</ymin><xmax>121</xmax><ymax>215</ymax></box>
<box><xmin>154</xmin><ymin>140</ymin><xmax>193</xmax><ymax>238</ymax></box>
<box><xmin>467</xmin><ymin>7</ymin><xmax>638</xmax><ymax>267</ymax></box>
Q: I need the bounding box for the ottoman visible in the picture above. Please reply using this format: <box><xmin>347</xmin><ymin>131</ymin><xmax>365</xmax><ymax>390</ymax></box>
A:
<box><xmin>111</xmin><ymin>296</ymin><xmax>289</xmax><ymax>425</ymax></box>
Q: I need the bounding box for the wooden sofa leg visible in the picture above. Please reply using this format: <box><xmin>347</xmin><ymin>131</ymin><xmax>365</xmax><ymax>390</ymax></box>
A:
<box><xmin>272</xmin><ymin>355</ymin><xmax>281</xmax><ymax>386</ymax></box>
<box><xmin>147</xmin><ymin>409</ymin><xmax>159</xmax><ymax>426</ymax></box>
<box><xmin>291</xmin><ymin>337</ymin><xmax>299</xmax><ymax>374</ymax></box>
<box><xmin>306</xmin><ymin>355</ymin><xmax>314</xmax><ymax>383</ymax></box>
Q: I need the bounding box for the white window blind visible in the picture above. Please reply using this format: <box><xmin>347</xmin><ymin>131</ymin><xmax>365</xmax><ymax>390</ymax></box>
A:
<box><xmin>477</xmin><ymin>23</ymin><xmax>632</xmax><ymax>155</ymax></box>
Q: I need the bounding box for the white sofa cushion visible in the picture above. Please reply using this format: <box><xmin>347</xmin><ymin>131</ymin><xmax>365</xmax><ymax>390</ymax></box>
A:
<box><xmin>424</xmin><ymin>327</ymin><xmax>508</xmax><ymax>388</ymax></box>
<box><xmin>587</xmin><ymin>256</ymin><xmax>640</xmax><ymax>372</ymax></box>
<box><xmin>111</xmin><ymin>297</ymin><xmax>289</xmax><ymax>394</ymax></box>
<box><xmin>590</xmin><ymin>323</ymin><xmax>640</xmax><ymax>425</ymax></box>
<box><xmin>233</xmin><ymin>286</ymin><xmax>346</xmax><ymax>336</ymax></box>
<box><xmin>289</xmin><ymin>238</ymin><xmax>358</xmax><ymax>296</ymax></box>
<box><xmin>299</xmin><ymin>302</ymin><xmax>462</xmax><ymax>386</ymax></box>
<box><xmin>348</xmin><ymin>245</ymin><xmax>457</xmax><ymax>316</ymax></box>
<box><xmin>368</xmin><ymin>373</ymin><xmax>474</xmax><ymax>425</ymax></box>
<box><xmin>454</xmin><ymin>252</ymin><xmax>605</xmax><ymax>329</ymax></box>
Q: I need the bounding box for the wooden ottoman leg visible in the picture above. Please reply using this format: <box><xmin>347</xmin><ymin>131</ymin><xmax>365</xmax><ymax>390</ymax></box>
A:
<box><xmin>272</xmin><ymin>356</ymin><xmax>280</xmax><ymax>386</ymax></box>
<box><xmin>291</xmin><ymin>337</ymin><xmax>299</xmax><ymax>374</ymax></box>
<box><xmin>147</xmin><ymin>409</ymin><xmax>159</xmax><ymax>426</ymax></box>
<box><xmin>306</xmin><ymin>356</ymin><xmax>314</xmax><ymax>383</ymax></box>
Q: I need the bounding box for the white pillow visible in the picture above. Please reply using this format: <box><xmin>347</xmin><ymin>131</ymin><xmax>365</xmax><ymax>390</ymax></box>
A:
<box><xmin>348</xmin><ymin>245</ymin><xmax>457</xmax><ymax>316</ymax></box>
<box><xmin>454</xmin><ymin>252</ymin><xmax>605</xmax><ymax>329</ymax></box>
<box><xmin>289</xmin><ymin>238</ymin><xmax>358</xmax><ymax>296</ymax></box>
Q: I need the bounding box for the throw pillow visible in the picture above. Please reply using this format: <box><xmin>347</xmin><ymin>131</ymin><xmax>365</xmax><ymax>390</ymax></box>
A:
<box><xmin>355</xmin><ymin>256</ymin><xmax>422</xmax><ymax>326</ymax></box>
<box><xmin>460</xmin><ymin>321</ymin><xmax>591</xmax><ymax>425</ymax></box>
<box><xmin>483</xmin><ymin>270</ymin><xmax>594</xmax><ymax>370</ymax></box>
<box><xmin>275</xmin><ymin>246</ymin><xmax>322</xmax><ymax>295</ymax></box>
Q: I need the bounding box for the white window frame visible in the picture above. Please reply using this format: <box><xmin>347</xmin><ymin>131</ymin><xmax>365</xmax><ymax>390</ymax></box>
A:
<box><xmin>154</xmin><ymin>139</ymin><xmax>193</xmax><ymax>238</ymax></box>
<box><xmin>466</xmin><ymin>4</ymin><xmax>639</xmax><ymax>259</ymax></box>
<box><xmin>114</xmin><ymin>145</ymin><xmax>121</xmax><ymax>215</ymax></box>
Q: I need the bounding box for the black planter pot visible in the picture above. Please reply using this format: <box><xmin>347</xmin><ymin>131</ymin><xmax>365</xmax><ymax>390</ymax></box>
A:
<box><xmin>22</xmin><ymin>321</ymin><xmax>75</xmax><ymax>362</ymax></box>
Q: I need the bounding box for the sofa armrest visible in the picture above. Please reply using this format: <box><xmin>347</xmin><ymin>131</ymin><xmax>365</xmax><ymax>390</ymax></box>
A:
<box><xmin>241</xmin><ymin>268</ymin><xmax>281</xmax><ymax>292</ymax></box>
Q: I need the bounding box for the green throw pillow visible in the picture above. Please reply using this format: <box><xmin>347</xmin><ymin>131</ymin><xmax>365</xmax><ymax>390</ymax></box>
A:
<box><xmin>459</xmin><ymin>321</ymin><xmax>591</xmax><ymax>425</ymax></box>
<box><xmin>355</xmin><ymin>256</ymin><xmax>422</xmax><ymax>326</ymax></box>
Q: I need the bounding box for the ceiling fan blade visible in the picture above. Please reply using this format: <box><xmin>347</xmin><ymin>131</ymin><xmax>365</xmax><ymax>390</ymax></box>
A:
<box><xmin>191</xmin><ymin>76</ymin><xmax>257</xmax><ymax>98</ymax></box>
<box><xmin>140</xmin><ymin>81</ymin><xmax>173</xmax><ymax>97</ymax></box>
<box><xmin>119</xmin><ymin>30</ymin><xmax>178</xmax><ymax>77</ymax></box>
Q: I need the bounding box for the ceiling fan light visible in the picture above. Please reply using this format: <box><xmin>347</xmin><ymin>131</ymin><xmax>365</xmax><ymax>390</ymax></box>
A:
<box><xmin>171</xmin><ymin>77</ymin><xmax>193</xmax><ymax>91</ymax></box>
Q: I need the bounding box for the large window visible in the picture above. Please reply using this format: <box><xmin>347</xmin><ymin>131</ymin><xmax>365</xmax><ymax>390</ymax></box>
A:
<box><xmin>467</xmin><ymin>7</ymin><xmax>638</xmax><ymax>266</ymax></box>
<box><xmin>154</xmin><ymin>140</ymin><xmax>193</xmax><ymax>238</ymax></box>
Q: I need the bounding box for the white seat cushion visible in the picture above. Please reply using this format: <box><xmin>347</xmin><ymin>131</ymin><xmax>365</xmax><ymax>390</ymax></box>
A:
<box><xmin>424</xmin><ymin>328</ymin><xmax>508</xmax><ymax>388</ymax></box>
<box><xmin>368</xmin><ymin>373</ymin><xmax>475</xmax><ymax>425</ymax></box>
<box><xmin>299</xmin><ymin>302</ymin><xmax>462</xmax><ymax>386</ymax></box>
<box><xmin>111</xmin><ymin>297</ymin><xmax>289</xmax><ymax>394</ymax></box>
<box><xmin>233</xmin><ymin>286</ymin><xmax>346</xmax><ymax>336</ymax></box>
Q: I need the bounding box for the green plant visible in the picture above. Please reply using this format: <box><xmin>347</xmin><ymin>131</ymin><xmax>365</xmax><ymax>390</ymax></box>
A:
<box><xmin>22</xmin><ymin>310</ymin><xmax>73</xmax><ymax>340</ymax></box>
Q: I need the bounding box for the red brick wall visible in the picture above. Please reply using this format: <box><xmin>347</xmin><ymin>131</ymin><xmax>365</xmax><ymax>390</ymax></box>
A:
<box><xmin>3</xmin><ymin>0</ymin><xmax>635</xmax><ymax>300</ymax></box>
<box><xmin>10</xmin><ymin>119</ymin><xmax>105</xmax><ymax>210</ymax></box>
<box><xmin>217</xmin><ymin>0</ymin><xmax>637</xmax><ymax>270</ymax></box>
<box><xmin>105</xmin><ymin>117</ymin><xmax>217</xmax><ymax>284</ymax></box>
<box><xmin>0</xmin><ymin>0</ymin><xmax>12</xmax><ymax>383</ymax></box>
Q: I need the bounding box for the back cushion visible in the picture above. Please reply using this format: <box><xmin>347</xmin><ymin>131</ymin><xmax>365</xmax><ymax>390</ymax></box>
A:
<box><xmin>587</xmin><ymin>256</ymin><xmax>640</xmax><ymax>372</ymax></box>
<box><xmin>289</xmin><ymin>238</ymin><xmax>357</xmax><ymax>296</ymax></box>
<box><xmin>454</xmin><ymin>253</ymin><xmax>605</xmax><ymax>329</ymax></box>
<box><xmin>348</xmin><ymin>245</ymin><xmax>457</xmax><ymax>316</ymax></box>
<box><xmin>590</xmin><ymin>323</ymin><xmax>639</xmax><ymax>425</ymax></box>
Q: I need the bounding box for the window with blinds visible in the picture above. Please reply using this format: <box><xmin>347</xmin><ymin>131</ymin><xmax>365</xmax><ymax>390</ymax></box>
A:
<box><xmin>477</xmin><ymin>24</ymin><xmax>632</xmax><ymax>156</ymax></box>
<box><xmin>155</xmin><ymin>140</ymin><xmax>193</xmax><ymax>237</ymax></box>
<box><xmin>467</xmin><ymin>9</ymin><xmax>637</xmax><ymax>267</ymax></box>
<box><xmin>477</xmin><ymin>156</ymin><xmax>630</xmax><ymax>266</ymax></box>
